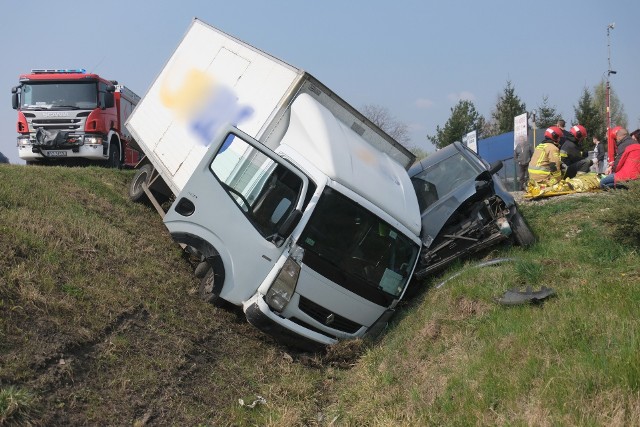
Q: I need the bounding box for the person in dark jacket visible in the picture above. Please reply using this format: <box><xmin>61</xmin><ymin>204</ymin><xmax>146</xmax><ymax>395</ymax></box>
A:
<box><xmin>514</xmin><ymin>137</ymin><xmax>532</xmax><ymax>190</ymax></box>
<box><xmin>560</xmin><ymin>124</ymin><xmax>592</xmax><ymax>178</ymax></box>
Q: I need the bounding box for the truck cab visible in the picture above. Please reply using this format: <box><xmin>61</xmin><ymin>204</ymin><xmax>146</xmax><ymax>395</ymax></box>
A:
<box><xmin>12</xmin><ymin>69</ymin><xmax>140</xmax><ymax>167</ymax></box>
<box><xmin>163</xmin><ymin>94</ymin><xmax>422</xmax><ymax>350</ymax></box>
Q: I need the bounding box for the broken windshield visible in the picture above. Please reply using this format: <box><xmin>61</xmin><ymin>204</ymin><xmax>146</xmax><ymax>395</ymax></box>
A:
<box><xmin>20</xmin><ymin>82</ymin><xmax>98</xmax><ymax>110</ymax></box>
<box><xmin>298</xmin><ymin>187</ymin><xmax>419</xmax><ymax>299</ymax></box>
<box><xmin>411</xmin><ymin>151</ymin><xmax>480</xmax><ymax>212</ymax></box>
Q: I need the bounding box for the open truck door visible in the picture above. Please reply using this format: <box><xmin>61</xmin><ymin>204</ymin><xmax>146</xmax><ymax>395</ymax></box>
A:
<box><xmin>163</xmin><ymin>124</ymin><xmax>309</xmax><ymax>304</ymax></box>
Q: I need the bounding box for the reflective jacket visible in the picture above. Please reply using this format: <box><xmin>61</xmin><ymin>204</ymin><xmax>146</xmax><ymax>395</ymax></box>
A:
<box><xmin>528</xmin><ymin>140</ymin><xmax>561</xmax><ymax>183</ymax></box>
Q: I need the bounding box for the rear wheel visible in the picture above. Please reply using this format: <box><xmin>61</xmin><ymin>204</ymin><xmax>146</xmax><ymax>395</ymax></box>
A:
<box><xmin>510</xmin><ymin>209</ymin><xmax>535</xmax><ymax>247</ymax></box>
<box><xmin>129</xmin><ymin>164</ymin><xmax>154</xmax><ymax>202</ymax></box>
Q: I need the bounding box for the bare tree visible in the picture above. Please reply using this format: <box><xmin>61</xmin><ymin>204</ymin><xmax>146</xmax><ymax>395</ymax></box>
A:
<box><xmin>361</xmin><ymin>104</ymin><xmax>410</xmax><ymax>145</ymax></box>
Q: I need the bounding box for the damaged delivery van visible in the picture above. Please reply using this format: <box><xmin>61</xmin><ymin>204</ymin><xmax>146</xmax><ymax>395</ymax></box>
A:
<box><xmin>125</xmin><ymin>19</ymin><xmax>422</xmax><ymax>350</ymax></box>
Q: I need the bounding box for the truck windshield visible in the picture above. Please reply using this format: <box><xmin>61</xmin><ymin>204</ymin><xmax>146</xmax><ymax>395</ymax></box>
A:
<box><xmin>298</xmin><ymin>187</ymin><xmax>419</xmax><ymax>300</ymax></box>
<box><xmin>20</xmin><ymin>82</ymin><xmax>97</xmax><ymax>109</ymax></box>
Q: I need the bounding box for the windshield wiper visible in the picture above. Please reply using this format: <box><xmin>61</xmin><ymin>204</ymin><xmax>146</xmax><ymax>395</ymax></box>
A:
<box><xmin>50</xmin><ymin>105</ymin><xmax>81</xmax><ymax>110</ymax></box>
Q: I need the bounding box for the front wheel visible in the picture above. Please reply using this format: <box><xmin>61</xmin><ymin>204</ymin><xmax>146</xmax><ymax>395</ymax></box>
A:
<box><xmin>510</xmin><ymin>209</ymin><xmax>535</xmax><ymax>247</ymax></box>
<box><xmin>199</xmin><ymin>256</ymin><xmax>226</xmax><ymax>306</ymax></box>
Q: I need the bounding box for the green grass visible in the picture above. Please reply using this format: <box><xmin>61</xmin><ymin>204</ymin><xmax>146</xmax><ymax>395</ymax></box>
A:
<box><xmin>1</xmin><ymin>164</ymin><xmax>639</xmax><ymax>426</ymax></box>
<box><xmin>328</xmin><ymin>190</ymin><xmax>640</xmax><ymax>426</ymax></box>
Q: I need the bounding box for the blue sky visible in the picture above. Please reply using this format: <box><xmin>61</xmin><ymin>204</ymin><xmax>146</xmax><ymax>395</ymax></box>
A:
<box><xmin>1</xmin><ymin>0</ymin><xmax>638</xmax><ymax>164</ymax></box>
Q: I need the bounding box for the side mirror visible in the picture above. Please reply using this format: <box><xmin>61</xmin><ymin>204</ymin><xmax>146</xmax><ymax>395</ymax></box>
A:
<box><xmin>12</xmin><ymin>93</ymin><xmax>19</xmax><ymax>110</ymax></box>
<box><xmin>488</xmin><ymin>160</ymin><xmax>503</xmax><ymax>175</ymax></box>
<box><xmin>103</xmin><ymin>92</ymin><xmax>115</xmax><ymax>109</ymax></box>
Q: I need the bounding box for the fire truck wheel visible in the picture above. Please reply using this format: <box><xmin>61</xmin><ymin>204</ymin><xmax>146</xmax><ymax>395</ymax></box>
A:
<box><xmin>129</xmin><ymin>164</ymin><xmax>153</xmax><ymax>202</ymax></box>
<box><xmin>108</xmin><ymin>141</ymin><xmax>121</xmax><ymax>169</ymax></box>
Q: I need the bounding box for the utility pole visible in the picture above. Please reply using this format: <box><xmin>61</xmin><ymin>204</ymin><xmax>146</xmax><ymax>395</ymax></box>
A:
<box><xmin>606</xmin><ymin>22</ymin><xmax>616</xmax><ymax>164</ymax></box>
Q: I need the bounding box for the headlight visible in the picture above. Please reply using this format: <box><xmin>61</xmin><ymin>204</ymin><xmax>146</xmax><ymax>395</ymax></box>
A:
<box><xmin>265</xmin><ymin>256</ymin><xmax>301</xmax><ymax>312</ymax></box>
<box><xmin>83</xmin><ymin>135</ymin><xmax>103</xmax><ymax>145</ymax></box>
<box><xmin>17</xmin><ymin>136</ymin><xmax>31</xmax><ymax>147</ymax></box>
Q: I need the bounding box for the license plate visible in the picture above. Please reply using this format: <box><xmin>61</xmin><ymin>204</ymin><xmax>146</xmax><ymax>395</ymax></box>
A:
<box><xmin>46</xmin><ymin>151</ymin><xmax>68</xmax><ymax>157</ymax></box>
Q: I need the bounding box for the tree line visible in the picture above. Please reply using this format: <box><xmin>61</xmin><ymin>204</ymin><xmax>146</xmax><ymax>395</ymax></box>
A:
<box><xmin>427</xmin><ymin>80</ymin><xmax>628</xmax><ymax>154</ymax></box>
<box><xmin>362</xmin><ymin>80</ymin><xmax>627</xmax><ymax>159</ymax></box>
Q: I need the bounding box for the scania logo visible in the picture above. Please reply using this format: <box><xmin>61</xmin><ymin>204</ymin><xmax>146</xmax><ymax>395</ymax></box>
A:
<box><xmin>42</xmin><ymin>112</ymin><xmax>69</xmax><ymax>117</ymax></box>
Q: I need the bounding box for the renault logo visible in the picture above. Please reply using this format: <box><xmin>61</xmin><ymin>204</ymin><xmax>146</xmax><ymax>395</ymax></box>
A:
<box><xmin>325</xmin><ymin>313</ymin><xmax>335</xmax><ymax>326</ymax></box>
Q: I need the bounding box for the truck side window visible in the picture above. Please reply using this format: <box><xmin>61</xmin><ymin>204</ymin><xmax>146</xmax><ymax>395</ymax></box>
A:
<box><xmin>209</xmin><ymin>133</ymin><xmax>306</xmax><ymax>241</ymax></box>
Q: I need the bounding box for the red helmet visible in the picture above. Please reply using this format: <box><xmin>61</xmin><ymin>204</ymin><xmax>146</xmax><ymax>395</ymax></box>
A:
<box><xmin>545</xmin><ymin>126</ymin><xmax>563</xmax><ymax>143</ymax></box>
<box><xmin>570</xmin><ymin>124</ymin><xmax>587</xmax><ymax>141</ymax></box>
<box><xmin>609</xmin><ymin>126</ymin><xmax>623</xmax><ymax>143</ymax></box>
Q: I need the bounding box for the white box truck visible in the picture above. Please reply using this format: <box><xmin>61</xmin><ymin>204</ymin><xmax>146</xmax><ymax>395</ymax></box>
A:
<box><xmin>125</xmin><ymin>18</ymin><xmax>421</xmax><ymax>350</ymax></box>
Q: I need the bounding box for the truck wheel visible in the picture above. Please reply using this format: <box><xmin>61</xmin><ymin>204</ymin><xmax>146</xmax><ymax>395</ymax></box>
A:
<box><xmin>199</xmin><ymin>256</ymin><xmax>225</xmax><ymax>306</ymax></box>
<box><xmin>510</xmin><ymin>209</ymin><xmax>535</xmax><ymax>247</ymax></box>
<box><xmin>129</xmin><ymin>164</ymin><xmax>153</xmax><ymax>202</ymax></box>
<box><xmin>108</xmin><ymin>142</ymin><xmax>121</xmax><ymax>169</ymax></box>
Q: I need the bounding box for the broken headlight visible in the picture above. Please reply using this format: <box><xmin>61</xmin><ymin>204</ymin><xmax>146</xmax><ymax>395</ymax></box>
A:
<box><xmin>265</xmin><ymin>256</ymin><xmax>301</xmax><ymax>312</ymax></box>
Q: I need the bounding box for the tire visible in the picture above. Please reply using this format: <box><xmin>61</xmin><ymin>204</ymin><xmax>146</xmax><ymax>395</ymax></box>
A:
<box><xmin>129</xmin><ymin>164</ymin><xmax>153</xmax><ymax>202</ymax></box>
<box><xmin>108</xmin><ymin>141</ymin><xmax>121</xmax><ymax>169</ymax></box>
<box><xmin>510</xmin><ymin>209</ymin><xmax>535</xmax><ymax>247</ymax></box>
<box><xmin>194</xmin><ymin>260</ymin><xmax>210</xmax><ymax>279</ymax></box>
<box><xmin>199</xmin><ymin>256</ymin><xmax>225</xmax><ymax>306</ymax></box>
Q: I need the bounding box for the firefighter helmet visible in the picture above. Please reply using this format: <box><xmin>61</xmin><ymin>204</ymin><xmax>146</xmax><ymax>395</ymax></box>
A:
<box><xmin>544</xmin><ymin>126</ymin><xmax>563</xmax><ymax>143</ymax></box>
<box><xmin>609</xmin><ymin>126</ymin><xmax>623</xmax><ymax>143</ymax></box>
<box><xmin>570</xmin><ymin>124</ymin><xmax>587</xmax><ymax>141</ymax></box>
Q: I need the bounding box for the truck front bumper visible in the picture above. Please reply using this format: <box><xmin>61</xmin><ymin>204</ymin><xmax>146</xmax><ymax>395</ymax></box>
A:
<box><xmin>244</xmin><ymin>294</ymin><xmax>337</xmax><ymax>351</ymax></box>
<box><xmin>18</xmin><ymin>144</ymin><xmax>107</xmax><ymax>162</ymax></box>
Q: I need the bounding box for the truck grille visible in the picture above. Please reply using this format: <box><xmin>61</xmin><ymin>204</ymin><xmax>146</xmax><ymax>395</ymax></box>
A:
<box><xmin>32</xmin><ymin>118</ymin><xmax>82</xmax><ymax>131</ymax></box>
<box><xmin>297</xmin><ymin>296</ymin><xmax>362</xmax><ymax>334</ymax></box>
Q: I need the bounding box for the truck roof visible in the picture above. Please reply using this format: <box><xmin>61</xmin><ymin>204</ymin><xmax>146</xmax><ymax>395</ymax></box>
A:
<box><xmin>279</xmin><ymin>93</ymin><xmax>422</xmax><ymax>236</ymax></box>
<box><xmin>19</xmin><ymin>70</ymin><xmax>108</xmax><ymax>83</ymax></box>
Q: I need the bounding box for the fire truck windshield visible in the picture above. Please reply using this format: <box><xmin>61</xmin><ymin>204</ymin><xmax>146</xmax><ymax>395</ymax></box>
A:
<box><xmin>20</xmin><ymin>82</ymin><xmax>98</xmax><ymax>110</ymax></box>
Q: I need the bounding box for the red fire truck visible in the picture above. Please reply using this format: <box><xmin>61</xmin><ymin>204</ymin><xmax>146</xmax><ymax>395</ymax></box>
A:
<box><xmin>11</xmin><ymin>69</ymin><xmax>141</xmax><ymax>167</ymax></box>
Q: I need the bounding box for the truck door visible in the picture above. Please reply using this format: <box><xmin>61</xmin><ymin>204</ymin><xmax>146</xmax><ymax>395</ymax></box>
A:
<box><xmin>163</xmin><ymin>124</ymin><xmax>309</xmax><ymax>304</ymax></box>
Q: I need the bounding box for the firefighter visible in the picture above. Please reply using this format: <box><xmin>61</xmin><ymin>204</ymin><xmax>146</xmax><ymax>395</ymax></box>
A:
<box><xmin>560</xmin><ymin>124</ymin><xmax>593</xmax><ymax>178</ymax></box>
<box><xmin>528</xmin><ymin>126</ymin><xmax>563</xmax><ymax>184</ymax></box>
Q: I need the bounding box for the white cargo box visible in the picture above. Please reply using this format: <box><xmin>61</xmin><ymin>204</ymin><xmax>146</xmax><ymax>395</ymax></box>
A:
<box><xmin>126</xmin><ymin>18</ymin><xmax>414</xmax><ymax>197</ymax></box>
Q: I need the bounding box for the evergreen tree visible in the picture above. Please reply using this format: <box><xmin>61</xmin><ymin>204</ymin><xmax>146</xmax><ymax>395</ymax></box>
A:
<box><xmin>536</xmin><ymin>95</ymin><xmax>561</xmax><ymax>129</ymax></box>
<box><xmin>573</xmin><ymin>87</ymin><xmax>603</xmax><ymax>152</ymax></box>
<box><xmin>427</xmin><ymin>100</ymin><xmax>485</xmax><ymax>149</ymax></box>
<box><xmin>491</xmin><ymin>80</ymin><xmax>527</xmax><ymax>134</ymax></box>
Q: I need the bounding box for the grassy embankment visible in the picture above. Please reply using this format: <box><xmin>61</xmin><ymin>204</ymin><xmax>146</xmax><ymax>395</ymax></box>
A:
<box><xmin>1</xmin><ymin>164</ymin><xmax>639</xmax><ymax>426</ymax></box>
